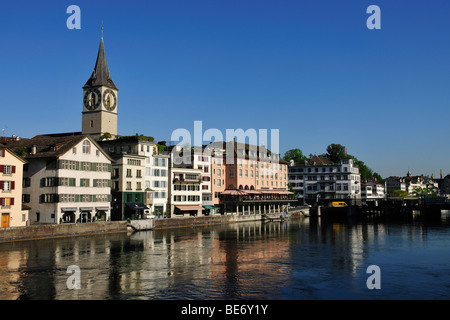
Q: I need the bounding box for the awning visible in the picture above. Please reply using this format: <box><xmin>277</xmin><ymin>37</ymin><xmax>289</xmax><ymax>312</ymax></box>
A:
<box><xmin>126</xmin><ymin>203</ymin><xmax>149</xmax><ymax>210</ymax></box>
<box><xmin>61</xmin><ymin>207</ymin><xmax>77</xmax><ymax>212</ymax></box>
<box><xmin>203</xmin><ymin>205</ymin><xmax>220</xmax><ymax>210</ymax></box>
<box><xmin>221</xmin><ymin>189</ymin><xmax>247</xmax><ymax>196</ymax></box>
<box><xmin>175</xmin><ymin>205</ymin><xmax>203</xmax><ymax>211</ymax></box>
<box><xmin>95</xmin><ymin>207</ymin><xmax>110</xmax><ymax>211</ymax></box>
<box><xmin>243</xmin><ymin>190</ymin><xmax>262</xmax><ymax>194</ymax></box>
<box><xmin>80</xmin><ymin>207</ymin><xmax>94</xmax><ymax>211</ymax></box>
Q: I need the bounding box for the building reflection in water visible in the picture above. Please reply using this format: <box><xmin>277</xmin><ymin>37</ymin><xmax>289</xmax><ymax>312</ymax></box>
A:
<box><xmin>0</xmin><ymin>212</ymin><xmax>449</xmax><ymax>299</ymax></box>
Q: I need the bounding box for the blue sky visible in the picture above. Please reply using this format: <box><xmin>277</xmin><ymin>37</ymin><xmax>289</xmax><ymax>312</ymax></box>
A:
<box><xmin>1</xmin><ymin>0</ymin><xmax>449</xmax><ymax>178</ymax></box>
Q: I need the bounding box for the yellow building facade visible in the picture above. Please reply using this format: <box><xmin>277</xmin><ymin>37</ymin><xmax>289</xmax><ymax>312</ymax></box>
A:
<box><xmin>0</xmin><ymin>148</ymin><xmax>28</xmax><ymax>227</ymax></box>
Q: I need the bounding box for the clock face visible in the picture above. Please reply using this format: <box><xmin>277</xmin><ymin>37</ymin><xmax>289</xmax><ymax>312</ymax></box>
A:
<box><xmin>83</xmin><ymin>89</ymin><xmax>101</xmax><ymax>110</ymax></box>
<box><xmin>103</xmin><ymin>89</ymin><xmax>117</xmax><ymax>111</ymax></box>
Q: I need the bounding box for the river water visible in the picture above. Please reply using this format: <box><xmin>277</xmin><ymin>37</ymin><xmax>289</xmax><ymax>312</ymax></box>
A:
<box><xmin>1</xmin><ymin>212</ymin><xmax>450</xmax><ymax>300</ymax></box>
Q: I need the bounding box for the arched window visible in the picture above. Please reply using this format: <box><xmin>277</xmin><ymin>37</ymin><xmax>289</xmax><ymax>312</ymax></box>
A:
<box><xmin>82</xmin><ymin>140</ymin><xmax>91</xmax><ymax>154</ymax></box>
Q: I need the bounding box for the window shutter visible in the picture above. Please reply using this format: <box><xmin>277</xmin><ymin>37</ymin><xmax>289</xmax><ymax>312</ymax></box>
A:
<box><xmin>0</xmin><ymin>181</ymin><xmax>3</xmax><ymax>190</ymax></box>
<box><xmin>12</xmin><ymin>166</ymin><xmax>16</xmax><ymax>174</ymax></box>
<box><xmin>0</xmin><ymin>165</ymin><xmax>4</xmax><ymax>173</ymax></box>
<box><xmin>11</xmin><ymin>181</ymin><xmax>15</xmax><ymax>190</ymax></box>
<box><xmin>10</xmin><ymin>198</ymin><xmax>14</xmax><ymax>206</ymax></box>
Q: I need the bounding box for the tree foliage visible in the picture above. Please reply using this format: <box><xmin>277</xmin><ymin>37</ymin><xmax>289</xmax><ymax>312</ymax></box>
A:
<box><xmin>389</xmin><ymin>190</ymin><xmax>409</xmax><ymax>197</ymax></box>
<box><xmin>285</xmin><ymin>143</ymin><xmax>382</xmax><ymax>182</ymax></box>
<box><xmin>326</xmin><ymin>144</ymin><xmax>347</xmax><ymax>163</ymax></box>
<box><xmin>325</xmin><ymin>143</ymin><xmax>381</xmax><ymax>182</ymax></box>
<box><xmin>412</xmin><ymin>186</ymin><xmax>438</xmax><ymax>198</ymax></box>
<box><xmin>283</xmin><ymin>148</ymin><xmax>308</xmax><ymax>163</ymax></box>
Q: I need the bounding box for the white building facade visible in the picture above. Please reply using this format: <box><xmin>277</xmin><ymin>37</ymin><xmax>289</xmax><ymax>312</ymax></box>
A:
<box><xmin>11</xmin><ymin>135</ymin><xmax>113</xmax><ymax>224</ymax></box>
<box><xmin>361</xmin><ymin>182</ymin><xmax>386</xmax><ymax>203</ymax></box>
<box><xmin>288</xmin><ymin>156</ymin><xmax>361</xmax><ymax>204</ymax></box>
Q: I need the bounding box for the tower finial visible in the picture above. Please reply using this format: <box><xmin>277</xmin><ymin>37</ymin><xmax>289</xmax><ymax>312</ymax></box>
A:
<box><xmin>101</xmin><ymin>21</ymin><xmax>104</xmax><ymax>40</ymax></box>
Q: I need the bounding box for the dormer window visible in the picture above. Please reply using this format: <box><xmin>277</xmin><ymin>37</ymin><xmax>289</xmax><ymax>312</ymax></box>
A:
<box><xmin>82</xmin><ymin>140</ymin><xmax>91</xmax><ymax>154</ymax></box>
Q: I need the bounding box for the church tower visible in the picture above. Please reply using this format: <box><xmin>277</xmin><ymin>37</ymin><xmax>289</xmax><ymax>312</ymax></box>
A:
<box><xmin>82</xmin><ymin>32</ymin><xmax>118</xmax><ymax>140</ymax></box>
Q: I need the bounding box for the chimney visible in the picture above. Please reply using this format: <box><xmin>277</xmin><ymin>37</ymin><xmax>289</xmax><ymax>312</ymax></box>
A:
<box><xmin>31</xmin><ymin>145</ymin><xmax>37</xmax><ymax>155</ymax></box>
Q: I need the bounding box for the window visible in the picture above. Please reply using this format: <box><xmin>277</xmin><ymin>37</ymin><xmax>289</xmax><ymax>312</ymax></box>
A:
<box><xmin>72</xmin><ymin>147</ymin><xmax>77</xmax><ymax>154</ymax></box>
<box><xmin>82</xmin><ymin>162</ymin><xmax>90</xmax><ymax>171</ymax></box>
<box><xmin>23</xmin><ymin>177</ymin><xmax>31</xmax><ymax>187</ymax></box>
<box><xmin>153</xmin><ymin>180</ymin><xmax>167</xmax><ymax>188</ymax></box>
<box><xmin>127</xmin><ymin>159</ymin><xmax>141</xmax><ymax>166</ymax></box>
<box><xmin>80</xmin><ymin>179</ymin><xmax>90</xmax><ymax>187</ymax></box>
<box><xmin>3</xmin><ymin>181</ymin><xmax>11</xmax><ymax>191</ymax></box>
<box><xmin>1</xmin><ymin>198</ymin><xmax>10</xmax><ymax>206</ymax></box>
<box><xmin>82</xmin><ymin>140</ymin><xmax>91</xmax><ymax>154</ymax></box>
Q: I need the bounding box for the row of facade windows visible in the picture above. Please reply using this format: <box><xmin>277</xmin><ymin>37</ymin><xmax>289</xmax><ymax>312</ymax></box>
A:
<box><xmin>289</xmin><ymin>174</ymin><xmax>359</xmax><ymax>181</ymax></box>
<box><xmin>173</xmin><ymin>195</ymin><xmax>200</xmax><ymax>202</ymax></box>
<box><xmin>56</xmin><ymin>160</ymin><xmax>111</xmax><ymax>172</ymax></box>
<box><xmin>289</xmin><ymin>166</ymin><xmax>352</xmax><ymax>173</ymax></box>
<box><xmin>31</xmin><ymin>193</ymin><xmax>112</xmax><ymax>203</ymax></box>
<box><xmin>38</xmin><ymin>177</ymin><xmax>111</xmax><ymax>188</ymax></box>
<box><xmin>235</xmin><ymin>170</ymin><xmax>287</xmax><ymax>179</ymax></box>
<box><xmin>173</xmin><ymin>184</ymin><xmax>201</xmax><ymax>191</ymax></box>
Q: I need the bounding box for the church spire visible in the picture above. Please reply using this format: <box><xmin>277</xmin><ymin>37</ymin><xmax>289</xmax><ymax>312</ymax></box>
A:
<box><xmin>83</xmin><ymin>30</ymin><xmax>118</xmax><ymax>90</ymax></box>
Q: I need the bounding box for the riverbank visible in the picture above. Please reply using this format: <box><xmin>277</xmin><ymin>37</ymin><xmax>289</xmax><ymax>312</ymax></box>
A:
<box><xmin>0</xmin><ymin>209</ymin><xmax>307</xmax><ymax>243</ymax></box>
<box><xmin>0</xmin><ymin>221</ymin><xmax>128</xmax><ymax>243</ymax></box>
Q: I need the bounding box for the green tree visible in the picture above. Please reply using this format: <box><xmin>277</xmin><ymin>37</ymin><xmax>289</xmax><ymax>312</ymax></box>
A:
<box><xmin>99</xmin><ymin>132</ymin><xmax>112</xmax><ymax>140</ymax></box>
<box><xmin>373</xmin><ymin>172</ymin><xmax>383</xmax><ymax>181</ymax></box>
<box><xmin>352</xmin><ymin>158</ymin><xmax>373</xmax><ymax>181</ymax></box>
<box><xmin>326</xmin><ymin>143</ymin><xmax>347</xmax><ymax>163</ymax></box>
<box><xmin>412</xmin><ymin>186</ymin><xmax>438</xmax><ymax>198</ymax></box>
<box><xmin>324</xmin><ymin>143</ymin><xmax>381</xmax><ymax>182</ymax></box>
<box><xmin>388</xmin><ymin>190</ymin><xmax>409</xmax><ymax>197</ymax></box>
<box><xmin>283</xmin><ymin>148</ymin><xmax>308</xmax><ymax>163</ymax></box>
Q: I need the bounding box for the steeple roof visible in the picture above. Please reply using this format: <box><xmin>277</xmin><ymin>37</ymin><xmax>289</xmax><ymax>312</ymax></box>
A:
<box><xmin>83</xmin><ymin>35</ymin><xmax>118</xmax><ymax>90</ymax></box>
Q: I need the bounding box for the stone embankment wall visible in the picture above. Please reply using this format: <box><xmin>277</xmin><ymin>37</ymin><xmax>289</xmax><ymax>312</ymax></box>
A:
<box><xmin>152</xmin><ymin>214</ymin><xmax>261</xmax><ymax>230</ymax></box>
<box><xmin>0</xmin><ymin>209</ymin><xmax>307</xmax><ymax>243</ymax></box>
<box><xmin>0</xmin><ymin>221</ymin><xmax>128</xmax><ymax>243</ymax></box>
